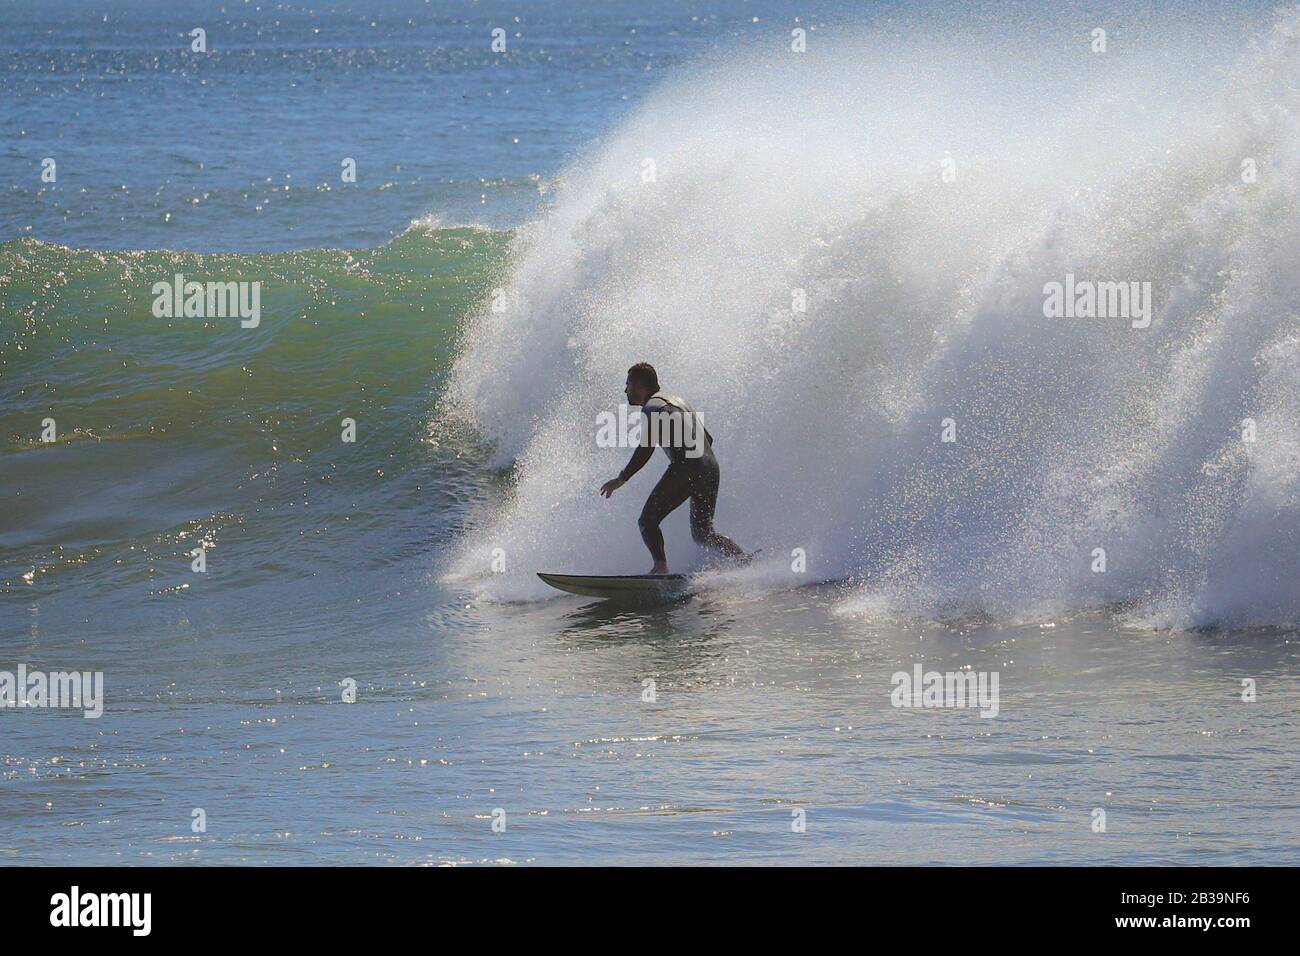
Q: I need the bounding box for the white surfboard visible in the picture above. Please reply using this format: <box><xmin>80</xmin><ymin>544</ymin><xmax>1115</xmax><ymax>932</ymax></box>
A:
<box><xmin>536</xmin><ymin>572</ymin><xmax>693</xmax><ymax>601</ymax></box>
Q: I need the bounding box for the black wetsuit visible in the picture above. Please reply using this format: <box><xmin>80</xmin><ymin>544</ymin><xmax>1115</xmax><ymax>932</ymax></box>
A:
<box><xmin>618</xmin><ymin>392</ymin><xmax>743</xmax><ymax>565</ymax></box>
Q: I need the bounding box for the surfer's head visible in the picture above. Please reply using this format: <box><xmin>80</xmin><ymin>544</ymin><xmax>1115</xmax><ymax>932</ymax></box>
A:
<box><xmin>625</xmin><ymin>362</ymin><xmax>659</xmax><ymax>406</ymax></box>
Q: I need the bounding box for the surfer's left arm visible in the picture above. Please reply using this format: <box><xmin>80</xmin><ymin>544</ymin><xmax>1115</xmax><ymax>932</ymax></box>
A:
<box><xmin>601</xmin><ymin>443</ymin><xmax>653</xmax><ymax>497</ymax></box>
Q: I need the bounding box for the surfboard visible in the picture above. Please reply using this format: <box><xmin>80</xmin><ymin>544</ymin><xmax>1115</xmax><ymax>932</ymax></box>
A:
<box><xmin>536</xmin><ymin>572</ymin><xmax>692</xmax><ymax>601</ymax></box>
<box><xmin>538</xmin><ymin>552</ymin><xmax>763</xmax><ymax>601</ymax></box>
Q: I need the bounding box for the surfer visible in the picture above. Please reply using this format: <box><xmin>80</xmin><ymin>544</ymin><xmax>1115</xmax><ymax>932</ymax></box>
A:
<box><xmin>600</xmin><ymin>362</ymin><xmax>748</xmax><ymax>574</ymax></box>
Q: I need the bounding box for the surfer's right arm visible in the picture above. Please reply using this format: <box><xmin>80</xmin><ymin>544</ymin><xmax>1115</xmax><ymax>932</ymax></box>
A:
<box><xmin>601</xmin><ymin>443</ymin><xmax>653</xmax><ymax>496</ymax></box>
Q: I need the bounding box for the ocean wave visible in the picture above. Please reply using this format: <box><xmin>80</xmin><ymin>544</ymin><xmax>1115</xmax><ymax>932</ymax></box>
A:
<box><xmin>0</xmin><ymin>228</ymin><xmax>508</xmax><ymax>602</ymax></box>
<box><xmin>440</xmin><ymin>5</ymin><xmax>1300</xmax><ymax>628</ymax></box>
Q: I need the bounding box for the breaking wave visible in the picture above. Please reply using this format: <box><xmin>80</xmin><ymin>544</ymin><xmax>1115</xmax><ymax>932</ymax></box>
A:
<box><xmin>441</xmin><ymin>4</ymin><xmax>1300</xmax><ymax>629</ymax></box>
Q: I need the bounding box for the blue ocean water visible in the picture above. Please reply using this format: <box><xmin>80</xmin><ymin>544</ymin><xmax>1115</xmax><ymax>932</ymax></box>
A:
<box><xmin>1</xmin><ymin>0</ymin><xmax>861</xmax><ymax>250</ymax></box>
<box><xmin>2</xmin><ymin>0</ymin><xmax>1298</xmax><ymax>866</ymax></box>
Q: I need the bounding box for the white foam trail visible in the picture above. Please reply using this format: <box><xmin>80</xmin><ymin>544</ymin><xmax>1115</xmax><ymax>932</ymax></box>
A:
<box><xmin>440</xmin><ymin>5</ymin><xmax>1300</xmax><ymax>628</ymax></box>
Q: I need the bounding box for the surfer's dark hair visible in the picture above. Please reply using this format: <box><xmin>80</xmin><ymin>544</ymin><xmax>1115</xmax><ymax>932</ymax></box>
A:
<box><xmin>627</xmin><ymin>362</ymin><xmax>659</xmax><ymax>392</ymax></box>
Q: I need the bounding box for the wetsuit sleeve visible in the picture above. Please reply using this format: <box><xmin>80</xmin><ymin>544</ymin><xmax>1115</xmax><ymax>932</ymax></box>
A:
<box><xmin>618</xmin><ymin>443</ymin><xmax>654</xmax><ymax>483</ymax></box>
<box><xmin>619</xmin><ymin>403</ymin><xmax>664</xmax><ymax>481</ymax></box>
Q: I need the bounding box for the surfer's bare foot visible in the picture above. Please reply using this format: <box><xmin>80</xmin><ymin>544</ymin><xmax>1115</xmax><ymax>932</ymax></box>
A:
<box><xmin>650</xmin><ymin>561</ymin><xmax>669</xmax><ymax>575</ymax></box>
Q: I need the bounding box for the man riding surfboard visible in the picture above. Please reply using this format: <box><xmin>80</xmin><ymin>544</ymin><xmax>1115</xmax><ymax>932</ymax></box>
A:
<box><xmin>600</xmin><ymin>362</ymin><xmax>748</xmax><ymax>574</ymax></box>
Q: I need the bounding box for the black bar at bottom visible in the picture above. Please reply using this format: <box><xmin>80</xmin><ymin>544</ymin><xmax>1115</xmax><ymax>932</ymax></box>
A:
<box><xmin>0</xmin><ymin>866</ymin><xmax>1278</xmax><ymax>941</ymax></box>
